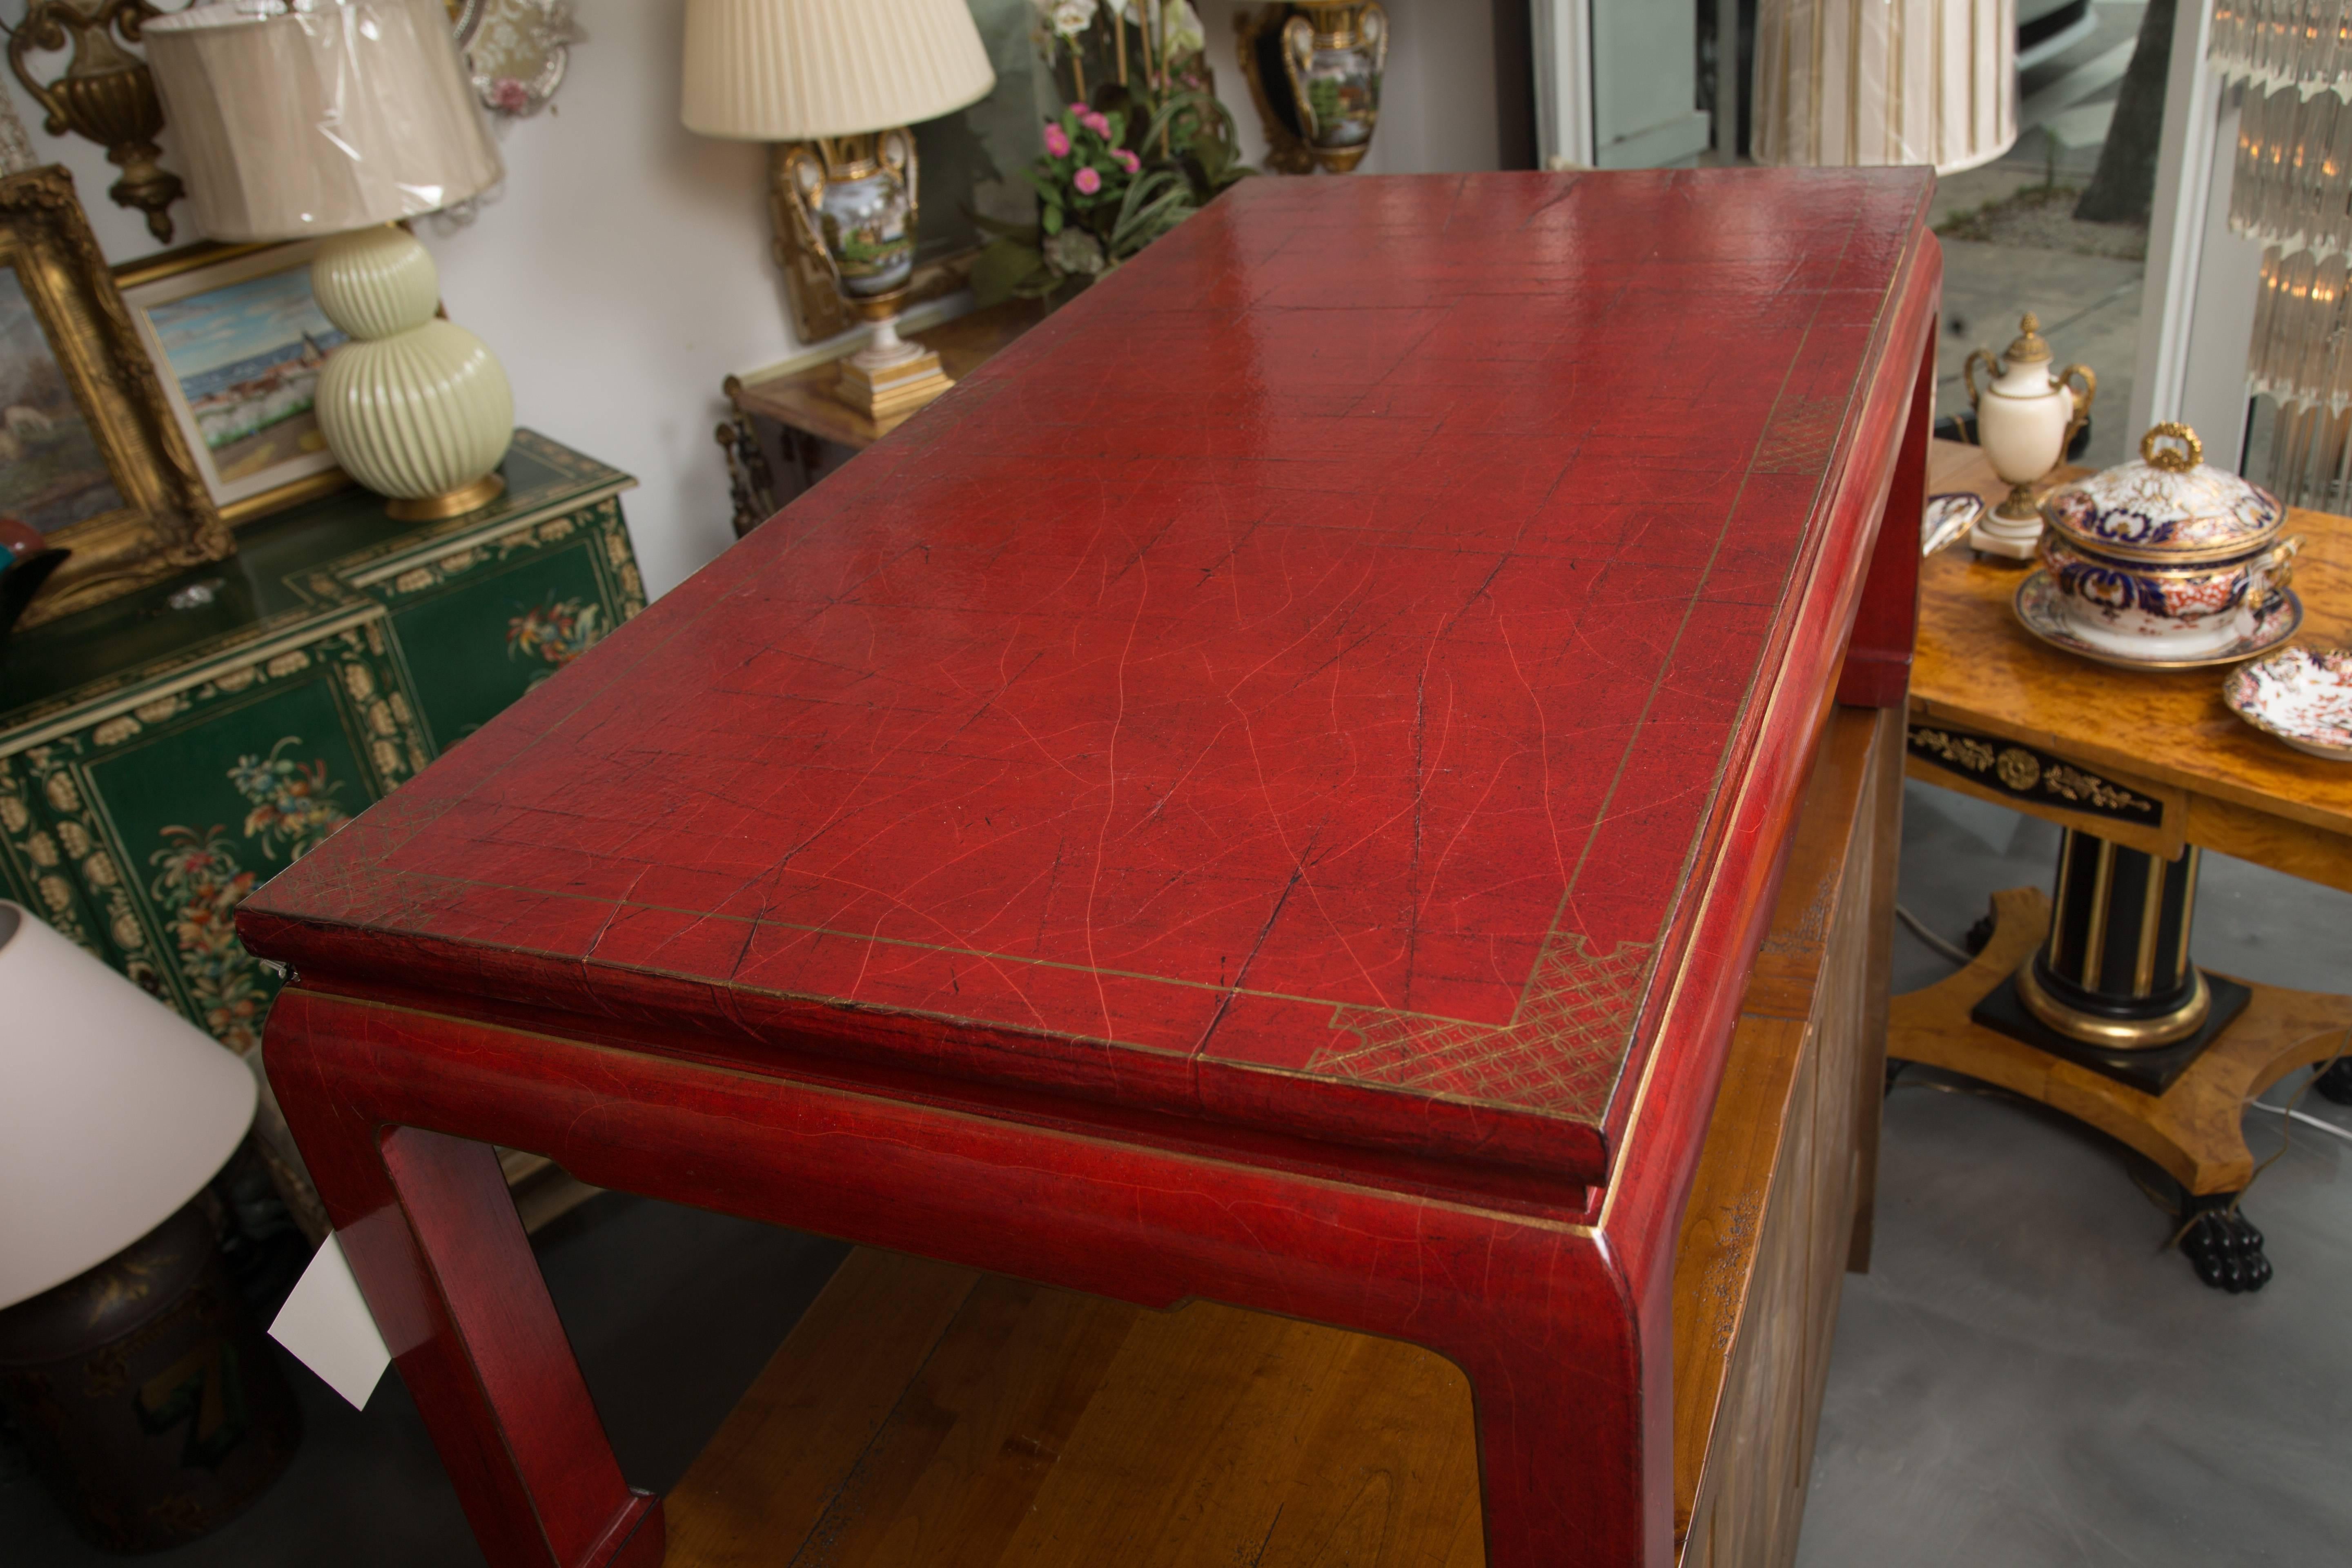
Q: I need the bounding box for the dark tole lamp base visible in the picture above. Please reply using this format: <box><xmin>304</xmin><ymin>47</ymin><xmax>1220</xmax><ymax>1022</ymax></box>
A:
<box><xmin>0</xmin><ymin>1200</ymin><xmax>301</xmax><ymax>1553</ymax></box>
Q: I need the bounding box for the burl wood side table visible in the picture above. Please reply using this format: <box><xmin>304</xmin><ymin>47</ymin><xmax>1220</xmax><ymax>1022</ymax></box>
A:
<box><xmin>1894</xmin><ymin>440</ymin><xmax>2352</xmax><ymax>1290</ymax></box>
<box><xmin>241</xmin><ymin>171</ymin><xmax>1940</xmax><ymax>1568</ymax></box>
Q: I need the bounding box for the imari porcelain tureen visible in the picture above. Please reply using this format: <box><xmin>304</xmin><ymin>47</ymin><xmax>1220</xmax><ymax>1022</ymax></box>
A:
<box><xmin>2026</xmin><ymin>422</ymin><xmax>2303</xmax><ymax>666</ymax></box>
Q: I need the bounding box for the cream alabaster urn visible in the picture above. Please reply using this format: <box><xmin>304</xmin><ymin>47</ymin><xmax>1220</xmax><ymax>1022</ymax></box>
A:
<box><xmin>1963</xmin><ymin>314</ymin><xmax>2095</xmax><ymax>559</ymax></box>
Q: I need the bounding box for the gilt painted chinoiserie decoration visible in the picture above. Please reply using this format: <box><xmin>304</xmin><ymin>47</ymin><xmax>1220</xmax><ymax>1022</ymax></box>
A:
<box><xmin>0</xmin><ymin>432</ymin><xmax>641</xmax><ymax>1055</ymax></box>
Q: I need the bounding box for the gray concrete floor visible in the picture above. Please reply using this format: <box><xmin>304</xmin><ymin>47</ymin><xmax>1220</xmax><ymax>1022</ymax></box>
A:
<box><xmin>1795</xmin><ymin>782</ymin><xmax>2352</xmax><ymax>1567</ymax></box>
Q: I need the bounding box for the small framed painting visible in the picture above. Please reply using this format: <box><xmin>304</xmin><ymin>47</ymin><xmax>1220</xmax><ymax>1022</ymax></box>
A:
<box><xmin>0</xmin><ymin>166</ymin><xmax>229</xmax><ymax>628</ymax></box>
<box><xmin>115</xmin><ymin>240</ymin><xmax>352</xmax><ymax>526</ymax></box>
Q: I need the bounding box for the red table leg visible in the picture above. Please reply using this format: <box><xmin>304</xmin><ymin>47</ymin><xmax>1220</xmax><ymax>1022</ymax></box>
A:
<box><xmin>266</xmin><ymin>989</ymin><xmax>1674</xmax><ymax>1568</ymax></box>
<box><xmin>1837</xmin><ymin>319</ymin><xmax>1934</xmax><ymax>710</ymax></box>
<box><xmin>271</xmin><ymin>1036</ymin><xmax>662</xmax><ymax>1568</ymax></box>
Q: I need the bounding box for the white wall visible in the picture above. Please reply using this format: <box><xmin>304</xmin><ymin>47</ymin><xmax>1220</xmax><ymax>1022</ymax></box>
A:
<box><xmin>6</xmin><ymin>1</ymin><xmax>1502</xmax><ymax>601</ymax></box>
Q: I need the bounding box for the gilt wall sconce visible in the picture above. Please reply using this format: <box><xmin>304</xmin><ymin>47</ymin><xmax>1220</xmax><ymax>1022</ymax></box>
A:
<box><xmin>1234</xmin><ymin>1</ymin><xmax>1387</xmax><ymax>175</ymax></box>
<box><xmin>3</xmin><ymin>0</ymin><xmax>183</xmax><ymax>241</ymax></box>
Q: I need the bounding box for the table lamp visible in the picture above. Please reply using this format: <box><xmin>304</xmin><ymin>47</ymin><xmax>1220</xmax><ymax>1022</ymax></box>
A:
<box><xmin>0</xmin><ymin>901</ymin><xmax>300</xmax><ymax>1551</ymax></box>
<box><xmin>143</xmin><ymin>0</ymin><xmax>515</xmax><ymax>520</ymax></box>
<box><xmin>1753</xmin><ymin>0</ymin><xmax>2016</xmax><ymax>175</ymax></box>
<box><xmin>681</xmin><ymin>0</ymin><xmax>996</xmax><ymax>421</ymax></box>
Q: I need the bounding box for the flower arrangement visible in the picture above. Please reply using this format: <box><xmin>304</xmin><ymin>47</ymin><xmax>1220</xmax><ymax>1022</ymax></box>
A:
<box><xmin>977</xmin><ymin>0</ymin><xmax>1250</xmax><ymax>306</ymax></box>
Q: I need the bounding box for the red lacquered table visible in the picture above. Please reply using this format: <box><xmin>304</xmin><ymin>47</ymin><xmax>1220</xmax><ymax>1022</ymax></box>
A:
<box><xmin>241</xmin><ymin>171</ymin><xmax>1938</xmax><ymax>1568</ymax></box>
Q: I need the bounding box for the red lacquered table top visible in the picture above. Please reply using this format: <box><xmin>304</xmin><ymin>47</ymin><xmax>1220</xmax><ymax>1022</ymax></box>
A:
<box><xmin>242</xmin><ymin>171</ymin><xmax>1933</xmax><ymax>1187</ymax></box>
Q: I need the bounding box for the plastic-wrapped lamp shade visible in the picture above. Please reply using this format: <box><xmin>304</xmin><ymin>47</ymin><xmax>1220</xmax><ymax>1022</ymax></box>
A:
<box><xmin>145</xmin><ymin>0</ymin><xmax>503</xmax><ymax>241</ymax></box>
<box><xmin>1753</xmin><ymin>0</ymin><xmax>2018</xmax><ymax>176</ymax></box>
<box><xmin>0</xmin><ymin>904</ymin><xmax>256</xmax><ymax>1310</ymax></box>
<box><xmin>681</xmin><ymin>0</ymin><xmax>997</xmax><ymax>141</ymax></box>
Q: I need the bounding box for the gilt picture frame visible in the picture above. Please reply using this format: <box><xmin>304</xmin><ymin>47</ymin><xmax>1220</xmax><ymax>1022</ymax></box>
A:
<box><xmin>114</xmin><ymin>239</ymin><xmax>353</xmax><ymax>527</ymax></box>
<box><xmin>0</xmin><ymin>166</ymin><xmax>227</xmax><ymax>630</ymax></box>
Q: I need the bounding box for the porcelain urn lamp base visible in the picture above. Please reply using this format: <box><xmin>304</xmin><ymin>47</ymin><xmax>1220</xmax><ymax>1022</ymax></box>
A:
<box><xmin>835</xmin><ymin>312</ymin><xmax>952</xmax><ymax>421</ymax></box>
<box><xmin>311</xmin><ymin>226</ymin><xmax>515</xmax><ymax>521</ymax></box>
<box><xmin>1970</xmin><ymin>487</ymin><xmax>2049</xmax><ymax>559</ymax></box>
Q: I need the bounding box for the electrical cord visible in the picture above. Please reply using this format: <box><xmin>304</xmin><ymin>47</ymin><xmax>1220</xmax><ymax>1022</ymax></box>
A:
<box><xmin>1894</xmin><ymin>902</ymin><xmax>1976</xmax><ymax>967</ymax></box>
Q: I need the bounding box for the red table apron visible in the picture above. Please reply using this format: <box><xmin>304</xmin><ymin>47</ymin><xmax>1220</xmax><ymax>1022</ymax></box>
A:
<box><xmin>241</xmin><ymin>170</ymin><xmax>1938</xmax><ymax>1568</ymax></box>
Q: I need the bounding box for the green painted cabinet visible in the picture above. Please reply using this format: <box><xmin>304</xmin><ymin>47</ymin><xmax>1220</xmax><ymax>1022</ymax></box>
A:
<box><xmin>0</xmin><ymin>433</ymin><xmax>644</xmax><ymax>1055</ymax></box>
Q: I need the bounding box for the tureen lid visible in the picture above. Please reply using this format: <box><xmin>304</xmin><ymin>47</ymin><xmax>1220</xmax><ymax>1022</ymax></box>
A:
<box><xmin>2040</xmin><ymin>422</ymin><xmax>2284</xmax><ymax>564</ymax></box>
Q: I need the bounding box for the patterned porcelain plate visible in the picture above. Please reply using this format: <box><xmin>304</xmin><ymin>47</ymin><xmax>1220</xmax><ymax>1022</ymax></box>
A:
<box><xmin>2013</xmin><ymin>569</ymin><xmax>2304</xmax><ymax>671</ymax></box>
<box><xmin>2224</xmin><ymin>646</ymin><xmax>2352</xmax><ymax>760</ymax></box>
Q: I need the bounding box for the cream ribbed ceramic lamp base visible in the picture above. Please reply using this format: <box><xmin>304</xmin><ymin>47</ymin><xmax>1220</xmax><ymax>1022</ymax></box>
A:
<box><xmin>313</xmin><ymin>227</ymin><xmax>514</xmax><ymax>520</ymax></box>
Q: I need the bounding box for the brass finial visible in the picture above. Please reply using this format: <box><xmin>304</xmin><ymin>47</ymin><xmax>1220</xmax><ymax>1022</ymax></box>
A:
<box><xmin>2004</xmin><ymin>312</ymin><xmax>2052</xmax><ymax>363</ymax></box>
<box><xmin>2140</xmin><ymin>421</ymin><xmax>2203</xmax><ymax>471</ymax></box>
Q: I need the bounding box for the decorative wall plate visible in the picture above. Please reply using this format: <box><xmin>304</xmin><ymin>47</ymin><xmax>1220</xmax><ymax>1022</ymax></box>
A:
<box><xmin>466</xmin><ymin>0</ymin><xmax>581</xmax><ymax>118</ymax></box>
<box><xmin>2014</xmin><ymin>568</ymin><xmax>2303</xmax><ymax>671</ymax></box>
<box><xmin>2224</xmin><ymin>646</ymin><xmax>2352</xmax><ymax>760</ymax></box>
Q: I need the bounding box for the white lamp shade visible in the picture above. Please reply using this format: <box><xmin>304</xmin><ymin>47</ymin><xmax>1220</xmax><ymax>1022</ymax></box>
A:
<box><xmin>1752</xmin><ymin>0</ymin><xmax>2018</xmax><ymax>176</ymax></box>
<box><xmin>682</xmin><ymin>0</ymin><xmax>998</xmax><ymax>141</ymax></box>
<box><xmin>0</xmin><ymin>904</ymin><xmax>256</xmax><ymax>1310</ymax></box>
<box><xmin>145</xmin><ymin>0</ymin><xmax>504</xmax><ymax>241</ymax></box>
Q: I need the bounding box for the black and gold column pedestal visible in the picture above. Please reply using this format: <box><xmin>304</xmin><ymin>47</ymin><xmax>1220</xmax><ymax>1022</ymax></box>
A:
<box><xmin>1889</xmin><ymin>869</ymin><xmax>2352</xmax><ymax>1292</ymax></box>
<box><xmin>1971</xmin><ymin>832</ymin><xmax>2250</xmax><ymax>1095</ymax></box>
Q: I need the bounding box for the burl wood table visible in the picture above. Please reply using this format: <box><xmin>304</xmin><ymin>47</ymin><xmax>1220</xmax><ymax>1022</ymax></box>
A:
<box><xmin>1894</xmin><ymin>440</ymin><xmax>2352</xmax><ymax>1290</ymax></box>
<box><xmin>241</xmin><ymin>170</ymin><xmax>1940</xmax><ymax>1568</ymax></box>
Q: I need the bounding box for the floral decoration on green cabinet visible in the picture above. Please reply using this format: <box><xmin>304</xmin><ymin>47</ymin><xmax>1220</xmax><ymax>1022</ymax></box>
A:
<box><xmin>507</xmin><ymin>594</ymin><xmax>604</xmax><ymax>682</ymax></box>
<box><xmin>148</xmin><ymin>738</ymin><xmax>350</xmax><ymax>1051</ymax></box>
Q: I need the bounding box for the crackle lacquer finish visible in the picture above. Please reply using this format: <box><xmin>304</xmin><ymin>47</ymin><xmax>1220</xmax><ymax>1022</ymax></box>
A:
<box><xmin>243</xmin><ymin>170</ymin><xmax>1938</xmax><ymax>1568</ymax></box>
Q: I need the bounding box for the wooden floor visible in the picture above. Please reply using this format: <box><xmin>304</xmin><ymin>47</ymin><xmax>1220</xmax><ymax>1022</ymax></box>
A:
<box><xmin>661</xmin><ymin>709</ymin><xmax>1900</xmax><ymax>1568</ymax></box>
<box><xmin>664</xmin><ymin>1251</ymin><xmax>1486</xmax><ymax>1568</ymax></box>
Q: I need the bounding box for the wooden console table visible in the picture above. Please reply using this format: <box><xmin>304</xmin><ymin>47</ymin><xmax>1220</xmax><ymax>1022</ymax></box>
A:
<box><xmin>1893</xmin><ymin>440</ymin><xmax>2352</xmax><ymax>1290</ymax></box>
<box><xmin>242</xmin><ymin>170</ymin><xmax>1939</xmax><ymax>1568</ymax></box>
<box><xmin>717</xmin><ymin>300</ymin><xmax>1047</xmax><ymax>536</ymax></box>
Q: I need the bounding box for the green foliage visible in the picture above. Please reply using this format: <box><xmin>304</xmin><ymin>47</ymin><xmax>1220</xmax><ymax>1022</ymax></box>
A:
<box><xmin>974</xmin><ymin>82</ymin><xmax>1255</xmax><ymax>310</ymax></box>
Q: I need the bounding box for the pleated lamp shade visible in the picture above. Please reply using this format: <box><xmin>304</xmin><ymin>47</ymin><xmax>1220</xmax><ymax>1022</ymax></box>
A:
<box><xmin>145</xmin><ymin>0</ymin><xmax>503</xmax><ymax>241</ymax></box>
<box><xmin>0</xmin><ymin>905</ymin><xmax>256</xmax><ymax>1310</ymax></box>
<box><xmin>1752</xmin><ymin>0</ymin><xmax>2018</xmax><ymax>176</ymax></box>
<box><xmin>681</xmin><ymin>0</ymin><xmax>997</xmax><ymax>140</ymax></box>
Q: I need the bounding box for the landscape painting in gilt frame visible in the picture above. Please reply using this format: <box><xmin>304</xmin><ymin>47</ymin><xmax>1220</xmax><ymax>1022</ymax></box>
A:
<box><xmin>116</xmin><ymin>240</ymin><xmax>352</xmax><ymax>526</ymax></box>
<box><xmin>0</xmin><ymin>167</ymin><xmax>228</xmax><ymax>628</ymax></box>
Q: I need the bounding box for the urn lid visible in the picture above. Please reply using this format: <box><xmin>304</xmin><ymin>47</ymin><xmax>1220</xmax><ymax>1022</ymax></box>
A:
<box><xmin>1999</xmin><ymin>312</ymin><xmax>2052</xmax><ymax>364</ymax></box>
<box><xmin>2040</xmin><ymin>422</ymin><xmax>2284</xmax><ymax>564</ymax></box>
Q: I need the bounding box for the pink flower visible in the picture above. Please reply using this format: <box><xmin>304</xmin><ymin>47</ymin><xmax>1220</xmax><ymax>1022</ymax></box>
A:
<box><xmin>1081</xmin><ymin>110</ymin><xmax>1114</xmax><ymax>138</ymax></box>
<box><xmin>1070</xmin><ymin>102</ymin><xmax>1090</xmax><ymax>118</ymax></box>
<box><xmin>1043</xmin><ymin>122</ymin><xmax>1071</xmax><ymax>158</ymax></box>
<box><xmin>1074</xmin><ymin>166</ymin><xmax>1102</xmax><ymax>195</ymax></box>
<box><xmin>1113</xmin><ymin>148</ymin><xmax>1140</xmax><ymax>174</ymax></box>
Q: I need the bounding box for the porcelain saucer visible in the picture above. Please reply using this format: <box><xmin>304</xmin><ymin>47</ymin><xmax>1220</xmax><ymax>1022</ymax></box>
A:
<box><xmin>2013</xmin><ymin>570</ymin><xmax>2304</xmax><ymax>671</ymax></box>
<box><xmin>2224</xmin><ymin>646</ymin><xmax>2352</xmax><ymax>760</ymax></box>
